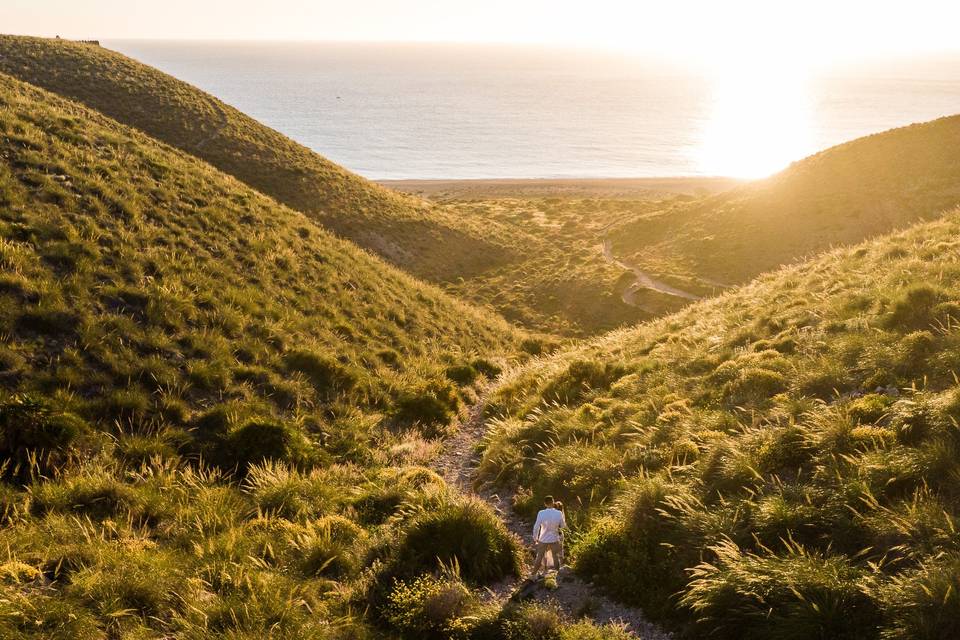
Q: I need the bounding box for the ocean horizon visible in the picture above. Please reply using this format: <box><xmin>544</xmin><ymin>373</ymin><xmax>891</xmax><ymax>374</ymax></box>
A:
<box><xmin>108</xmin><ymin>40</ymin><xmax>960</xmax><ymax>180</ymax></box>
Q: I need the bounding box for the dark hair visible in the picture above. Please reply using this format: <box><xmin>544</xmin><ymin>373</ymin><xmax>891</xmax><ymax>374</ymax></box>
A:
<box><xmin>544</xmin><ymin>495</ymin><xmax>554</xmax><ymax>505</ymax></box>
<box><xmin>554</xmin><ymin>500</ymin><xmax>564</xmax><ymax>511</ymax></box>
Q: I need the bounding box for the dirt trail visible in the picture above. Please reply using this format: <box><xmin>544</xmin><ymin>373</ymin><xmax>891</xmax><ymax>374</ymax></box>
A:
<box><xmin>601</xmin><ymin>239</ymin><xmax>700</xmax><ymax>306</ymax></box>
<box><xmin>434</xmin><ymin>397</ymin><xmax>672</xmax><ymax>639</ymax></box>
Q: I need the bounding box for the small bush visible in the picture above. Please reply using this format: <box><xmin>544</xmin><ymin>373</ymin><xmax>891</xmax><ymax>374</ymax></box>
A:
<box><xmin>385</xmin><ymin>574</ymin><xmax>478</xmax><ymax>640</ymax></box>
<box><xmin>245</xmin><ymin>461</ymin><xmax>335</xmax><ymax>520</ymax></box>
<box><xmin>445</xmin><ymin>363</ymin><xmax>478</xmax><ymax>386</ymax></box>
<box><xmin>879</xmin><ymin>553</ymin><xmax>960</xmax><ymax>640</ymax></box>
<box><xmin>95</xmin><ymin>387</ymin><xmax>152</xmax><ymax>426</ymax></box>
<box><xmin>681</xmin><ymin>540</ymin><xmax>880</xmax><ymax>640</ymax></box>
<box><xmin>30</xmin><ymin>471</ymin><xmax>141</xmax><ymax>519</ymax></box>
<box><xmin>885</xmin><ymin>285</ymin><xmax>944</xmax><ymax>331</ymax></box>
<box><xmin>283</xmin><ymin>349</ymin><xmax>358</xmax><ymax>399</ymax></box>
<box><xmin>848</xmin><ymin>394</ymin><xmax>893</xmax><ymax>424</ymax></box>
<box><xmin>387</xmin><ymin>497</ymin><xmax>522</xmax><ymax>585</ymax></box>
<box><xmin>0</xmin><ymin>394</ymin><xmax>87</xmax><ymax>481</ymax></box>
<box><xmin>723</xmin><ymin>367</ymin><xmax>788</xmax><ymax>406</ymax></box>
<box><xmin>501</xmin><ymin>602</ymin><xmax>563</xmax><ymax>640</ymax></box>
<box><xmin>574</xmin><ymin>478</ymin><xmax>699</xmax><ymax>619</ymax></box>
<box><xmin>392</xmin><ymin>381</ymin><xmax>459</xmax><ymax>436</ymax></box>
<box><xmin>542</xmin><ymin>359</ymin><xmax>628</xmax><ymax>405</ymax></box>
<box><xmin>223</xmin><ymin>420</ymin><xmax>301</xmax><ymax>474</ymax></box>
<box><xmin>114</xmin><ymin>432</ymin><xmax>177</xmax><ymax>466</ymax></box>
<box><xmin>471</xmin><ymin>358</ymin><xmax>502</xmax><ymax>379</ymax></box>
<box><xmin>290</xmin><ymin>515</ymin><xmax>365</xmax><ymax>579</ymax></box>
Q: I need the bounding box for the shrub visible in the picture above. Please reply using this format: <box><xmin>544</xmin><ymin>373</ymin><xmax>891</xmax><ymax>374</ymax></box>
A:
<box><xmin>245</xmin><ymin>461</ymin><xmax>335</xmax><ymax>520</ymax></box>
<box><xmin>30</xmin><ymin>471</ymin><xmax>141</xmax><ymax>520</ymax></box>
<box><xmin>289</xmin><ymin>515</ymin><xmax>365</xmax><ymax>579</ymax></box>
<box><xmin>114</xmin><ymin>432</ymin><xmax>177</xmax><ymax>467</ymax></box>
<box><xmin>352</xmin><ymin>481</ymin><xmax>414</xmax><ymax>525</ymax></box>
<box><xmin>283</xmin><ymin>349</ymin><xmax>358</xmax><ymax>399</ymax></box>
<box><xmin>558</xmin><ymin>622</ymin><xmax>635</xmax><ymax>640</ymax></box>
<box><xmin>542</xmin><ymin>359</ymin><xmax>628</xmax><ymax>405</ymax></box>
<box><xmin>391</xmin><ymin>381</ymin><xmax>459</xmax><ymax>437</ymax></box>
<box><xmin>385</xmin><ymin>574</ymin><xmax>478</xmax><ymax>640</ymax></box>
<box><xmin>222</xmin><ymin>420</ymin><xmax>312</xmax><ymax>475</ymax></box>
<box><xmin>879</xmin><ymin>553</ymin><xmax>960</xmax><ymax>640</ymax></box>
<box><xmin>885</xmin><ymin>285</ymin><xmax>944</xmax><ymax>331</ymax></box>
<box><xmin>723</xmin><ymin>367</ymin><xmax>788</xmax><ymax>406</ymax></box>
<box><xmin>471</xmin><ymin>358</ymin><xmax>503</xmax><ymax>379</ymax></box>
<box><xmin>67</xmin><ymin>551</ymin><xmax>184</xmax><ymax>620</ymax></box>
<box><xmin>0</xmin><ymin>394</ymin><xmax>87</xmax><ymax>481</ymax></box>
<box><xmin>95</xmin><ymin>387</ymin><xmax>152</xmax><ymax>426</ymax></box>
<box><xmin>574</xmin><ymin>479</ymin><xmax>699</xmax><ymax>619</ymax></box>
<box><xmin>445</xmin><ymin>363</ymin><xmax>478</xmax><ymax>387</ymax></box>
<box><xmin>681</xmin><ymin>540</ymin><xmax>880</xmax><ymax>640</ymax></box>
<box><xmin>848</xmin><ymin>394</ymin><xmax>893</xmax><ymax>424</ymax></box>
<box><xmin>0</xmin><ymin>590</ymin><xmax>104</xmax><ymax>639</ymax></box>
<box><xmin>500</xmin><ymin>602</ymin><xmax>563</xmax><ymax>640</ymax></box>
<box><xmin>387</xmin><ymin>497</ymin><xmax>522</xmax><ymax>585</ymax></box>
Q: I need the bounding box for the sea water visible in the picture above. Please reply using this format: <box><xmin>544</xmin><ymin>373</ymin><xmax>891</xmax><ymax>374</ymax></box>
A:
<box><xmin>107</xmin><ymin>41</ymin><xmax>960</xmax><ymax>180</ymax></box>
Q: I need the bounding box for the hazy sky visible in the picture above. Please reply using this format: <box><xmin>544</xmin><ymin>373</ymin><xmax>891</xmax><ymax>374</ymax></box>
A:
<box><xmin>4</xmin><ymin>0</ymin><xmax>960</xmax><ymax>64</ymax></box>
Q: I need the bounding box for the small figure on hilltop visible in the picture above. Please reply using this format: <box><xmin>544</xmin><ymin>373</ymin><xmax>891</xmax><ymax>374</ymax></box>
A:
<box><xmin>531</xmin><ymin>495</ymin><xmax>566</xmax><ymax>578</ymax></box>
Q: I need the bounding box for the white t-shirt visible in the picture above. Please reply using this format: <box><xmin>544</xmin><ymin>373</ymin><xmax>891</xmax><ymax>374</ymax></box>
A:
<box><xmin>532</xmin><ymin>507</ymin><xmax>566</xmax><ymax>543</ymax></box>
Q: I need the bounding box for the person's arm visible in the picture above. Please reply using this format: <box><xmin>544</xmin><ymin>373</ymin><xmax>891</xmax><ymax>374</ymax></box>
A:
<box><xmin>560</xmin><ymin>511</ymin><xmax>567</xmax><ymax>530</ymax></box>
<box><xmin>532</xmin><ymin>512</ymin><xmax>543</xmax><ymax>542</ymax></box>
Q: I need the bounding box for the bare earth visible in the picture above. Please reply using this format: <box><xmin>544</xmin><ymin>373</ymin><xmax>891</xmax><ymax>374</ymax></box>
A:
<box><xmin>434</xmin><ymin>394</ymin><xmax>673</xmax><ymax>639</ymax></box>
<box><xmin>379</xmin><ymin>176</ymin><xmax>741</xmax><ymax>200</ymax></box>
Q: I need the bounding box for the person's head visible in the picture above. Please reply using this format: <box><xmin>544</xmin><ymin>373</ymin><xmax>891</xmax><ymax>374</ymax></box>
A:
<box><xmin>544</xmin><ymin>495</ymin><xmax>555</xmax><ymax>508</ymax></box>
<box><xmin>554</xmin><ymin>500</ymin><xmax>564</xmax><ymax>511</ymax></box>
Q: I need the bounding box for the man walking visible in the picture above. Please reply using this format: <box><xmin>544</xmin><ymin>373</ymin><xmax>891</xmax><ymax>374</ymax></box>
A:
<box><xmin>531</xmin><ymin>495</ymin><xmax>566</xmax><ymax>577</ymax></box>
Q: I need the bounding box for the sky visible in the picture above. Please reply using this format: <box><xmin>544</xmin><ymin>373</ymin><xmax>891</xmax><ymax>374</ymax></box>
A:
<box><xmin>4</xmin><ymin>0</ymin><xmax>960</xmax><ymax>66</ymax></box>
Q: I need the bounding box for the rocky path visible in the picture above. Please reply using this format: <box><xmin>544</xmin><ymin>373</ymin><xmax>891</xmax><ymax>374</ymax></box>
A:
<box><xmin>434</xmin><ymin>397</ymin><xmax>673</xmax><ymax>639</ymax></box>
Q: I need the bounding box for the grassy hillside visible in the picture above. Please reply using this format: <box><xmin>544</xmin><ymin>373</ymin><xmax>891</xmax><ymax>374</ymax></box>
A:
<box><xmin>606</xmin><ymin>115</ymin><xmax>960</xmax><ymax>296</ymax></box>
<box><xmin>482</xmin><ymin>210</ymin><xmax>960</xmax><ymax>638</ymax></box>
<box><xmin>0</xmin><ymin>35</ymin><xmax>728</xmax><ymax>337</ymax></box>
<box><xmin>0</xmin><ymin>35</ymin><xmax>512</xmax><ymax>283</ymax></box>
<box><xmin>0</xmin><ymin>72</ymin><xmax>537</xmax><ymax>638</ymax></box>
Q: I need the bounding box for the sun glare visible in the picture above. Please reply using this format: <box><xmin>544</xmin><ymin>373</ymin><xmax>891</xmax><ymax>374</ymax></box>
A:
<box><xmin>695</xmin><ymin>58</ymin><xmax>816</xmax><ymax>179</ymax></box>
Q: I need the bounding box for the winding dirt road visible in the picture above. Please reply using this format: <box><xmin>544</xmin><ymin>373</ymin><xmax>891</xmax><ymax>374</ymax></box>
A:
<box><xmin>601</xmin><ymin>239</ymin><xmax>700</xmax><ymax>307</ymax></box>
<box><xmin>433</xmin><ymin>396</ymin><xmax>672</xmax><ymax>639</ymax></box>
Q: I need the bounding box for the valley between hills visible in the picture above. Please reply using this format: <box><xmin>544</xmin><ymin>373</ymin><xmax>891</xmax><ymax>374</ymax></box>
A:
<box><xmin>1</xmin><ymin>34</ymin><xmax>960</xmax><ymax>640</ymax></box>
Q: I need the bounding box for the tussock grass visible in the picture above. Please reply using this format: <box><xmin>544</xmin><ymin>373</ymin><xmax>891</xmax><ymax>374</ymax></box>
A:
<box><xmin>0</xmin><ymin>70</ymin><xmax>530</xmax><ymax>636</ymax></box>
<box><xmin>607</xmin><ymin>113</ymin><xmax>960</xmax><ymax>289</ymax></box>
<box><xmin>0</xmin><ymin>35</ymin><xmax>516</xmax><ymax>285</ymax></box>
<box><xmin>484</xmin><ymin>210</ymin><xmax>960</xmax><ymax>637</ymax></box>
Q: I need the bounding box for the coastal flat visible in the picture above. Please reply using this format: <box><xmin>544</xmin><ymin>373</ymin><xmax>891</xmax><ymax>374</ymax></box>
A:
<box><xmin>378</xmin><ymin>176</ymin><xmax>742</xmax><ymax>200</ymax></box>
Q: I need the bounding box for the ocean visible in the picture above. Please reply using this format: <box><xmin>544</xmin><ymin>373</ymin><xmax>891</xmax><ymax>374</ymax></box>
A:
<box><xmin>107</xmin><ymin>41</ymin><xmax>960</xmax><ymax>180</ymax></box>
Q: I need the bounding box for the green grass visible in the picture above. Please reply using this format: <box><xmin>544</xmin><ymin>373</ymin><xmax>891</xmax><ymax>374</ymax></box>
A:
<box><xmin>6</xmin><ymin>31</ymin><xmax>960</xmax><ymax>639</ymax></box>
<box><xmin>482</xmin><ymin>209</ymin><xmax>960</xmax><ymax>638</ymax></box>
<box><xmin>0</xmin><ymin>70</ymin><xmax>533</xmax><ymax>637</ymax></box>
<box><xmin>0</xmin><ymin>35</ymin><xmax>695</xmax><ymax>336</ymax></box>
<box><xmin>0</xmin><ymin>35</ymin><xmax>514</xmax><ymax>284</ymax></box>
<box><xmin>606</xmin><ymin>113</ymin><xmax>960</xmax><ymax>291</ymax></box>
<box><xmin>0</xmin><ymin>65</ymin><xmax>635</xmax><ymax>640</ymax></box>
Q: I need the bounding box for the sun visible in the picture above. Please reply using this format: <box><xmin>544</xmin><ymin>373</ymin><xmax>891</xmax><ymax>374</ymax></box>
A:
<box><xmin>694</xmin><ymin>55</ymin><xmax>817</xmax><ymax>179</ymax></box>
